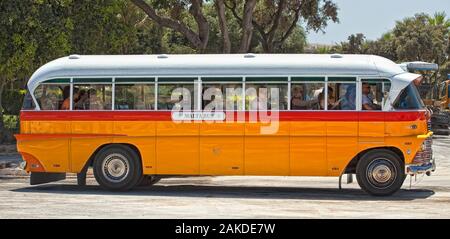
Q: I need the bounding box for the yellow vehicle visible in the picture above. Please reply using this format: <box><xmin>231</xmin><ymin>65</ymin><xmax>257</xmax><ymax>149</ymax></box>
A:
<box><xmin>16</xmin><ymin>54</ymin><xmax>435</xmax><ymax>196</ymax></box>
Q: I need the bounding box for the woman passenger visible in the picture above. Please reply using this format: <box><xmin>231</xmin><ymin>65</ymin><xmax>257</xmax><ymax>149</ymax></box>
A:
<box><xmin>319</xmin><ymin>87</ymin><xmax>340</xmax><ymax>110</ymax></box>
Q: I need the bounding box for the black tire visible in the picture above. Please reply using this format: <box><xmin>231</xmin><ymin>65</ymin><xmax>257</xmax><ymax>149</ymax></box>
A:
<box><xmin>433</xmin><ymin>128</ymin><xmax>450</xmax><ymax>136</ymax></box>
<box><xmin>138</xmin><ymin>175</ymin><xmax>161</xmax><ymax>186</ymax></box>
<box><xmin>431</xmin><ymin>124</ymin><xmax>449</xmax><ymax>129</ymax></box>
<box><xmin>431</xmin><ymin>113</ymin><xmax>449</xmax><ymax>126</ymax></box>
<box><xmin>447</xmin><ymin>112</ymin><xmax>450</xmax><ymax>125</ymax></box>
<box><xmin>93</xmin><ymin>145</ymin><xmax>142</xmax><ymax>191</ymax></box>
<box><xmin>356</xmin><ymin>149</ymin><xmax>405</xmax><ymax>196</ymax></box>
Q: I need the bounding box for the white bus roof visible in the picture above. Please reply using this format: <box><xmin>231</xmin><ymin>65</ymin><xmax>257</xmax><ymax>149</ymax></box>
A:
<box><xmin>27</xmin><ymin>54</ymin><xmax>409</xmax><ymax>90</ymax></box>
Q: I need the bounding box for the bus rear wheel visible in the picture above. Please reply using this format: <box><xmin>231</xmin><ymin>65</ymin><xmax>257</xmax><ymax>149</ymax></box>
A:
<box><xmin>93</xmin><ymin>145</ymin><xmax>142</xmax><ymax>191</ymax></box>
<box><xmin>356</xmin><ymin>149</ymin><xmax>405</xmax><ymax>196</ymax></box>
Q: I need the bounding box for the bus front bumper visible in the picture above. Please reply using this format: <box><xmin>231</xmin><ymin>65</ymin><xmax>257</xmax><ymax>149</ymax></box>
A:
<box><xmin>405</xmin><ymin>158</ymin><xmax>436</xmax><ymax>176</ymax></box>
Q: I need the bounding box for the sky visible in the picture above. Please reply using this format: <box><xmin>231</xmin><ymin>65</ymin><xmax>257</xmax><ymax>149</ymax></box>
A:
<box><xmin>307</xmin><ymin>0</ymin><xmax>450</xmax><ymax>45</ymax></box>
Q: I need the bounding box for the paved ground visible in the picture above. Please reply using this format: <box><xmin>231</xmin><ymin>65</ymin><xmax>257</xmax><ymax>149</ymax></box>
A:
<box><xmin>0</xmin><ymin>136</ymin><xmax>449</xmax><ymax>218</ymax></box>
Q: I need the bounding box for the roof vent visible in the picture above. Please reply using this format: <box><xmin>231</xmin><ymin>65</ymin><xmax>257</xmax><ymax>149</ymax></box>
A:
<box><xmin>330</xmin><ymin>54</ymin><xmax>343</xmax><ymax>59</ymax></box>
<box><xmin>244</xmin><ymin>53</ymin><xmax>256</xmax><ymax>58</ymax></box>
<box><xmin>68</xmin><ymin>54</ymin><xmax>80</xmax><ymax>59</ymax></box>
<box><xmin>157</xmin><ymin>54</ymin><xmax>169</xmax><ymax>59</ymax></box>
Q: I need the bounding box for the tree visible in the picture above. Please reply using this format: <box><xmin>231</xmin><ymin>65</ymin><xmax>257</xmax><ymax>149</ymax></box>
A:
<box><xmin>393</xmin><ymin>14</ymin><xmax>448</xmax><ymax>65</ymax></box>
<box><xmin>0</xmin><ymin>0</ymin><xmax>155</xmax><ymax>143</ymax></box>
<box><xmin>335</xmin><ymin>33</ymin><xmax>366</xmax><ymax>54</ymax></box>
<box><xmin>215</xmin><ymin>0</ymin><xmax>231</xmax><ymax>53</ymax></box>
<box><xmin>427</xmin><ymin>12</ymin><xmax>450</xmax><ymax>29</ymax></box>
<box><xmin>131</xmin><ymin>0</ymin><xmax>210</xmax><ymax>52</ymax></box>
<box><xmin>69</xmin><ymin>0</ymin><xmax>143</xmax><ymax>54</ymax></box>
<box><xmin>0</xmin><ymin>0</ymin><xmax>72</xmax><ymax>143</ymax></box>
<box><xmin>365</xmin><ymin>32</ymin><xmax>398</xmax><ymax>61</ymax></box>
<box><xmin>249</xmin><ymin>0</ymin><xmax>338</xmax><ymax>53</ymax></box>
<box><xmin>132</xmin><ymin>0</ymin><xmax>331</xmax><ymax>53</ymax></box>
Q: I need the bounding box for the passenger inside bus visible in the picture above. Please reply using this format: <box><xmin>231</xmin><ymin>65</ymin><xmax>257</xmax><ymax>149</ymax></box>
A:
<box><xmin>60</xmin><ymin>86</ymin><xmax>75</xmax><ymax>110</ymax></box>
<box><xmin>291</xmin><ymin>85</ymin><xmax>319</xmax><ymax>110</ymax></box>
<box><xmin>340</xmin><ymin>85</ymin><xmax>356</xmax><ymax>110</ymax></box>
<box><xmin>362</xmin><ymin>83</ymin><xmax>381</xmax><ymax>110</ymax></box>
<box><xmin>74</xmin><ymin>90</ymin><xmax>88</xmax><ymax>109</ymax></box>
<box><xmin>319</xmin><ymin>87</ymin><xmax>340</xmax><ymax>110</ymax></box>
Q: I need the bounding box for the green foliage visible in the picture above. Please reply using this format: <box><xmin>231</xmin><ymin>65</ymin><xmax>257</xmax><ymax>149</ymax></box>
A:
<box><xmin>2</xmin><ymin>115</ymin><xmax>19</xmax><ymax>133</ymax></box>
<box><xmin>393</xmin><ymin>13</ymin><xmax>448</xmax><ymax>64</ymax></box>
<box><xmin>2</xmin><ymin>86</ymin><xmax>25</xmax><ymax>115</ymax></box>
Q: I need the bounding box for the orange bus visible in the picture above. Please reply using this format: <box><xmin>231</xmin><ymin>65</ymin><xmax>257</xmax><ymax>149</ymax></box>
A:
<box><xmin>16</xmin><ymin>54</ymin><xmax>435</xmax><ymax>196</ymax></box>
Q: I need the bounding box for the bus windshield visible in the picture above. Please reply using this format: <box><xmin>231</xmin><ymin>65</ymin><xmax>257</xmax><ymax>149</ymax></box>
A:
<box><xmin>393</xmin><ymin>83</ymin><xmax>425</xmax><ymax>110</ymax></box>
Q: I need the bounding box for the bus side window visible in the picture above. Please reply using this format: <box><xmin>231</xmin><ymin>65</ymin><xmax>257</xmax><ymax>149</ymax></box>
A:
<box><xmin>115</xmin><ymin>83</ymin><xmax>155</xmax><ymax>110</ymax></box>
<box><xmin>290</xmin><ymin>82</ymin><xmax>324</xmax><ymax>110</ymax></box>
<box><xmin>361</xmin><ymin>80</ymin><xmax>388</xmax><ymax>111</ymax></box>
<box><xmin>157</xmin><ymin>82</ymin><xmax>195</xmax><ymax>110</ymax></box>
<box><xmin>73</xmin><ymin>84</ymin><xmax>112</xmax><ymax>110</ymax></box>
<box><xmin>202</xmin><ymin>82</ymin><xmax>243</xmax><ymax>111</ymax></box>
<box><xmin>33</xmin><ymin>84</ymin><xmax>68</xmax><ymax>110</ymax></box>
<box><xmin>244</xmin><ymin>77</ymin><xmax>288</xmax><ymax>111</ymax></box>
<box><xmin>326</xmin><ymin>82</ymin><xmax>356</xmax><ymax>110</ymax></box>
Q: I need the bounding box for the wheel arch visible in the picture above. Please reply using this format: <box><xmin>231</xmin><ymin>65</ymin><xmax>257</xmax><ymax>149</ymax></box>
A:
<box><xmin>81</xmin><ymin>143</ymin><xmax>143</xmax><ymax>170</ymax></box>
<box><xmin>344</xmin><ymin>146</ymin><xmax>405</xmax><ymax>174</ymax></box>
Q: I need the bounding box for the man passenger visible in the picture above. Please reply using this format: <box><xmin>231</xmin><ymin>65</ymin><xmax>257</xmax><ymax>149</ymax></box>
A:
<box><xmin>362</xmin><ymin>83</ymin><xmax>381</xmax><ymax>110</ymax></box>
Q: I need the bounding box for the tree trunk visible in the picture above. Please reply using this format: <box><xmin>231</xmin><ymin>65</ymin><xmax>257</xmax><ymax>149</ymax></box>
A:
<box><xmin>189</xmin><ymin>0</ymin><xmax>210</xmax><ymax>52</ymax></box>
<box><xmin>238</xmin><ymin>0</ymin><xmax>257</xmax><ymax>53</ymax></box>
<box><xmin>215</xmin><ymin>0</ymin><xmax>231</xmax><ymax>53</ymax></box>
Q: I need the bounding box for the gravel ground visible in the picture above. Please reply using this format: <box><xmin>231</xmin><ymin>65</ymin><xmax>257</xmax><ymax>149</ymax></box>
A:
<box><xmin>0</xmin><ymin>135</ymin><xmax>449</xmax><ymax>219</ymax></box>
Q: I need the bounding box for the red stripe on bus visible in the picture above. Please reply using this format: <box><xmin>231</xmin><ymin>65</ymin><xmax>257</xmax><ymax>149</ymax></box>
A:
<box><xmin>20</xmin><ymin>110</ymin><xmax>426</xmax><ymax>122</ymax></box>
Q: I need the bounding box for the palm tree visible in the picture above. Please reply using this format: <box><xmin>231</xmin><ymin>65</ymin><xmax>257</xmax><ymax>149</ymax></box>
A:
<box><xmin>427</xmin><ymin>12</ymin><xmax>450</xmax><ymax>29</ymax></box>
<box><xmin>381</xmin><ymin>32</ymin><xmax>393</xmax><ymax>41</ymax></box>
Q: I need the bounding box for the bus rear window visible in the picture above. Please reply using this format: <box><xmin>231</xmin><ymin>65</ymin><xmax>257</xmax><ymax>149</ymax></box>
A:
<box><xmin>393</xmin><ymin>83</ymin><xmax>424</xmax><ymax>110</ymax></box>
<box><xmin>34</xmin><ymin>84</ymin><xmax>69</xmax><ymax>110</ymax></box>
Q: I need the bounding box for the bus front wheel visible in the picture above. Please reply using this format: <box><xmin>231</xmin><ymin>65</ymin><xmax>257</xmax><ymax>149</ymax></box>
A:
<box><xmin>93</xmin><ymin>145</ymin><xmax>142</xmax><ymax>191</ymax></box>
<box><xmin>356</xmin><ymin>149</ymin><xmax>405</xmax><ymax>196</ymax></box>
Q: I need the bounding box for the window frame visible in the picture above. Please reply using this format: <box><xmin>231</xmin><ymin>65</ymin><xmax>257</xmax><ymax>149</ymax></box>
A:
<box><xmin>289</xmin><ymin>77</ymin><xmax>326</xmax><ymax>111</ymax></box>
<box><xmin>156</xmin><ymin>76</ymin><xmax>198</xmax><ymax>111</ymax></box>
<box><xmin>113</xmin><ymin>77</ymin><xmax>156</xmax><ymax>111</ymax></box>
<box><xmin>360</xmin><ymin>78</ymin><xmax>391</xmax><ymax>111</ymax></box>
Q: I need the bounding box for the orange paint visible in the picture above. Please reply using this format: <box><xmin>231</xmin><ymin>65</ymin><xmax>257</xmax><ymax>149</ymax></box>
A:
<box><xmin>16</xmin><ymin>110</ymin><xmax>430</xmax><ymax>177</ymax></box>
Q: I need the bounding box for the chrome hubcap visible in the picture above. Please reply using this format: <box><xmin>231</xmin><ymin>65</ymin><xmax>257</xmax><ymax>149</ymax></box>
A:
<box><xmin>372</xmin><ymin>165</ymin><xmax>392</xmax><ymax>183</ymax></box>
<box><xmin>366</xmin><ymin>159</ymin><xmax>397</xmax><ymax>189</ymax></box>
<box><xmin>102</xmin><ymin>153</ymin><xmax>129</xmax><ymax>183</ymax></box>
